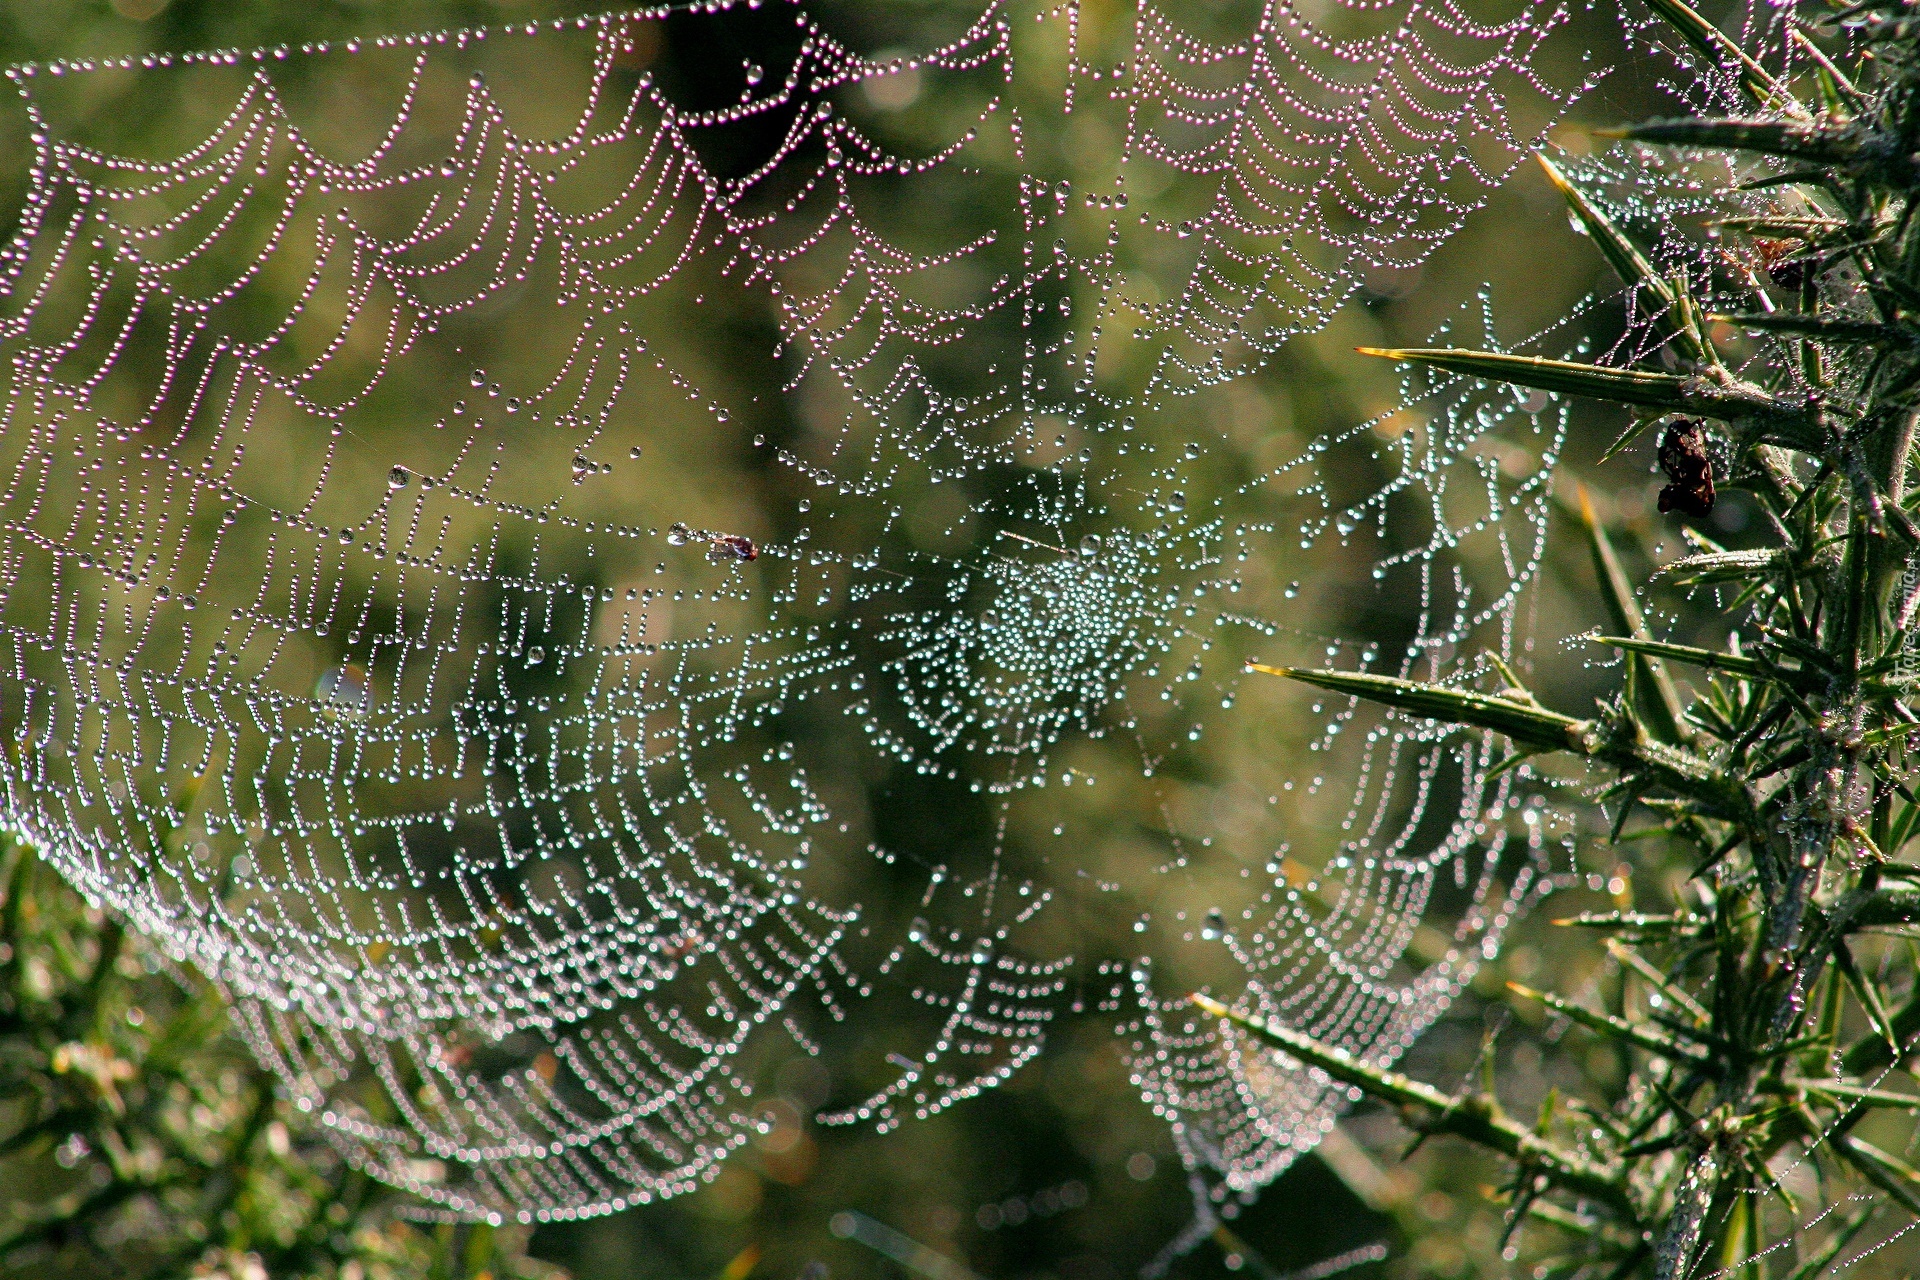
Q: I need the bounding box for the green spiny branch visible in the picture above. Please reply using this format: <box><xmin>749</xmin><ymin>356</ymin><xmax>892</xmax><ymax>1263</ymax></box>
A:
<box><xmin>1204</xmin><ymin>3</ymin><xmax>1920</xmax><ymax>1277</ymax></box>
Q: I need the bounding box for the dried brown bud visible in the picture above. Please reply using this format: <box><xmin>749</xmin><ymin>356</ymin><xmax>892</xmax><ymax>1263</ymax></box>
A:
<box><xmin>1765</xmin><ymin>258</ymin><xmax>1808</xmax><ymax>291</ymax></box>
<box><xmin>1657</xmin><ymin>419</ymin><xmax>1715</xmax><ymax>518</ymax></box>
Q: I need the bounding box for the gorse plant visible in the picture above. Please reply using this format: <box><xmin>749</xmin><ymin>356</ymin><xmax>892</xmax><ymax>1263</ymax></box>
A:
<box><xmin>0</xmin><ymin>841</ymin><xmax>563</xmax><ymax>1280</ymax></box>
<box><xmin>1198</xmin><ymin>0</ymin><xmax>1920</xmax><ymax>1277</ymax></box>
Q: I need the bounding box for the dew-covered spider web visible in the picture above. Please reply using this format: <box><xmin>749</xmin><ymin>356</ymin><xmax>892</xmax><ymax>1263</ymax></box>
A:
<box><xmin>0</xmin><ymin>0</ymin><xmax>1761</xmax><ymax>1223</ymax></box>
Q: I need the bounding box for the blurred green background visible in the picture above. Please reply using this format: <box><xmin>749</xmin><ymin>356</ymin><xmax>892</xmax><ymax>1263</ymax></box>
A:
<box><xmin>0</xmin><ymin>1</ymin><xmax>1757</xmax><ymax>1278</ymax></box>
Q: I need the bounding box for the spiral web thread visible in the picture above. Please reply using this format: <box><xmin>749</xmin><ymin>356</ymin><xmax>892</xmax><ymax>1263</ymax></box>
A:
<box><xmin>0</xmin><ymin>0</ymin><xmax>1625</xmax><ymax>1221</ymax></box>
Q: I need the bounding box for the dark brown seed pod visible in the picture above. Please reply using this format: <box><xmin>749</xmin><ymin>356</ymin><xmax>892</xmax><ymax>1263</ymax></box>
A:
<box><xmin>1657</xmin><ymin>418</ymin><xmax>1715</xmax><ymax>518</ymax></box>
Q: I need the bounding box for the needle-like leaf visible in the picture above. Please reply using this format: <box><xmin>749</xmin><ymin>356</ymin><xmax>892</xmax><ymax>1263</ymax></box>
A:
<box><xmin>1711</xmin><ymin>312</ymin><xmax>1906</xmax><ymax>345</ymax></box>
<box><xmin>1592</xmin><ymin>635</ymin><xmax>1821</xmax><ymax>692</ymax></box>
<box><xmin>1508</xmin><ymin>983</ymin><xmax>1712</xmax><ymax>1063</ymax></box>
<box><xmin>1638</xmin><ymin>0</ymin><xmax>1790</xmax><ymax>106</ymax></box>
<box><xmin>1615</xmin><ymin>118</ymin><xmax>1863</xmax><ymax>167</ymax></box>
<box><xmin>1355</xmin><ymin>348</ymin><xmax>1694</xmax><ymax>410</ymax></box>
<box><xmin>1579</xmin><ymin>488</ymin><xmax>1690</xmax><ymax>743</ymax></box>
<box><xmin>1247</xmin><ymin>663</ymin><xmax>1592</xmax><ymax>753</ymax></box>
<box><xmin>1538</xmin><ymin>156</ymin><xmax>1702</xmax><ymax>361</ymax></box>
<box><xmin>1190</xmin><ymin>995</ymin><xmax>1634</xmax><ymax>1213</ymax></box>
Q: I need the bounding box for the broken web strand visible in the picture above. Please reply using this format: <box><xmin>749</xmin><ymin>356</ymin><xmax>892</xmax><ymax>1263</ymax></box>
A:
<box><xmin>0</xmin><ymin>0</ymin><xmax>1633</xmax><ymax>1221</ymax></box>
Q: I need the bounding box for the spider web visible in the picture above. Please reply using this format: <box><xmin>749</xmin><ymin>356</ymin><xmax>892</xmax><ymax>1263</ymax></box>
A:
<box><xmin>0</xmin><ymin>0</ymin><xmax>1628</xmax><ymax>1220</ymax></box>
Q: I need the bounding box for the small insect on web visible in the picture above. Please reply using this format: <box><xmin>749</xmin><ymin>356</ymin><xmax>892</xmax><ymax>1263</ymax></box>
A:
<box><xmin>0</xmin><ymin>0</ymin><xmax>1628</xmax><ymax>1220</ymax></box>
<box><xmin>666</xmin><ymin>521</ymin><xmax>759</xmax><ymax>563</ymax></box>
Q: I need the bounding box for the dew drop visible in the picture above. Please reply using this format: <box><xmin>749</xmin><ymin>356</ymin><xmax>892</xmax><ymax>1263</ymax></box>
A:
<box><xmin>315</xmin><ymin>664</ymin><xmax>371</xmax><ymax>718</ymax></box>
<box><xmin>388</xmin><ymin>467</ymin><xmax>410</xmax><ymax>489</ymax></box>
<box><xmin>1201</xmin><ymin>908</ymin><xmax>1225</xmax><ymax>940</ymax></box>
